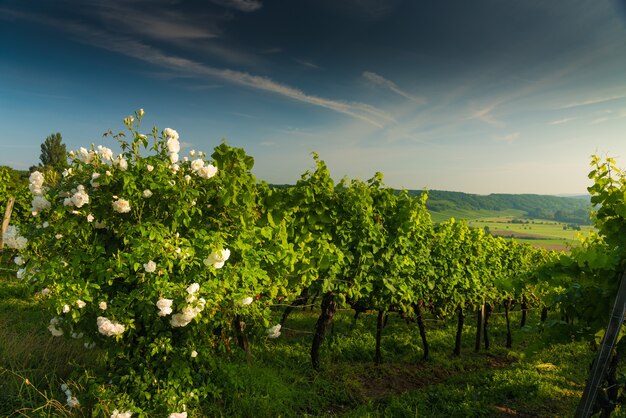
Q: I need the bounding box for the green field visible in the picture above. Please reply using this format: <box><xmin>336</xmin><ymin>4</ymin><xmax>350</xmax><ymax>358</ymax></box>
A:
<box><xmin>429</xmin><ymin>209</ymin><xmax>593</xmax><ymax>251</ymax></box>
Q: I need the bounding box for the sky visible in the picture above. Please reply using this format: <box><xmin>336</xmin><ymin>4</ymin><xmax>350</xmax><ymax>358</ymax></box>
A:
<box><xmin>1</xmin><ymin>0</ymin><xmax>626</xmax><ymax>195</ymax></box>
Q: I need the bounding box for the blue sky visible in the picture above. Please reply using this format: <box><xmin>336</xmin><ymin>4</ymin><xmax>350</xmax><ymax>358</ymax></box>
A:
<box><xmin>1</xmin><ymin>0</ymin><xmax>626</xmax><ymax>194</ymax></box>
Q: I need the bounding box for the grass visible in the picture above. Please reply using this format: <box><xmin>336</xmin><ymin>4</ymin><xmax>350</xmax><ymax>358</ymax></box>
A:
<box><xmin>0</xmin><ymin>271</ymin><xmax>599</xmax><ymax>417</ymax></box>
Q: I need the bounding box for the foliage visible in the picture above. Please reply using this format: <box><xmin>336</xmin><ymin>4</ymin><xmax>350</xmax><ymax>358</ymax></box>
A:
<box><xmin>39</xmin><ymin>132</ymin><xmax>68</xmax><ymax>172</ymax></box>
<box><xmin>0</xmin><ymin>165</ymin><xmax>31</xmax><ymax>226</ymax></box>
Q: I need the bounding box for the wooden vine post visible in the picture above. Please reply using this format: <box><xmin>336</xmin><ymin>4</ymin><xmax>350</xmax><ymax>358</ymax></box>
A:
<box><xmin>475</xmin><ymin>304</ymin><xmax>484</xmax><ymax>352</ymax></box>
<box><xmin>575</xmin><ymin>268</ymin><xmax>626</xmax><ymax>417</ymax></box>
<box><xmin>0</xmin><ymin>197</ymin><xmax>16</xmax><ymax>251</ymax></box>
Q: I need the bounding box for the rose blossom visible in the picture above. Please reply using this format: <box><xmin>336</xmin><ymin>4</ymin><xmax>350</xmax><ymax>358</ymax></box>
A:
<box><xmin>197</xmin><ymin>164</ymin><xmax>218</xmax><ymax>179</ymax></box>
<box><xmin>156</xmin><ymin>298</ymin><xmax>173</xmax><ymax>317</ymax></box>
<box><xmin>203</xmin><ymin>249</ymin><xmax>231</xmax><ymax>269</ymax></box>
<box><xmin>268</xmin><ymin>324</ymin><xmax>282</xmax><ymax>338</ymax></box>
<box><xmin>143</xmin><ymin>260</ymin><xmax>157</xmax><ymax>273</ymax></box>
<box><xmin>112</xmin><ymin>198</ymin><xmax>131</xmax><ymax>213</ymax></box>
<box><xmin>97</xmin><ymin>316</ymin><xmax>126</xmax><ymax>336</ymax></box>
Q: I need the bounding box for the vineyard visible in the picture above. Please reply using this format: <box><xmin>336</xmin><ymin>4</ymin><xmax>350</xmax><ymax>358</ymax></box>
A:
<box><xmin>1</xmin><ymin>112</ymin><xmax>626</xmax><ymax>417</ymax></box>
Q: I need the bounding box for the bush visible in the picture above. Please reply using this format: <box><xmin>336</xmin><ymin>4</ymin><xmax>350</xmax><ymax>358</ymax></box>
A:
<box><xmin>9</xmin><ymin>110</ymin><xmax>293</xmax><ymax>416</ymax></box>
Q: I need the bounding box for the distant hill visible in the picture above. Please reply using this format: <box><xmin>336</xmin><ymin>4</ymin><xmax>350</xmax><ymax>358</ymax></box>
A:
<box><xmin>406</xmin><ymin>190</ymin><xmax>592</xmax><ymax>225</ymax></box>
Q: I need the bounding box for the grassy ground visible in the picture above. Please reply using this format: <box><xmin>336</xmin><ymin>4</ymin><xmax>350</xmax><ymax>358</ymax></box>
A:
<box><xmin>0</xmin><ymin>270</ymin><xmax>602</xmax><ymax>417</ymax></box>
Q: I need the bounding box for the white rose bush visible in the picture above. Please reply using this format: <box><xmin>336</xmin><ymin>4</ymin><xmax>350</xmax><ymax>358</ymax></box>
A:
<box><xmin>13</xmin><ymin>110</ymin><xmax>295</xmax><ymax>415</ymax></box>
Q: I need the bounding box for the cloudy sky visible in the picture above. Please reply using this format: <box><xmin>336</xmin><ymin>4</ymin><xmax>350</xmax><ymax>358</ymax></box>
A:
<box><xmin>1</xmin><ymin>0</ymin><xmax>626</xmax><ymax>194</ymax></box>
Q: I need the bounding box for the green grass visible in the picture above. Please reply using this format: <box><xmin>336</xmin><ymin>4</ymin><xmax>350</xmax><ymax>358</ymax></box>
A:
<box><xmin>0</xmin><ymin>273</ymin><xmax>599</xmax><ymax>417</ymax></box>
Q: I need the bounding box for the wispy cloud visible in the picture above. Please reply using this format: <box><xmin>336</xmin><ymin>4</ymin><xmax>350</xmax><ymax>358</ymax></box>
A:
<box><xmin>209</xmin><ymin>0</ymin><xmax>262</xmax><ymax>12</ymax></box>
<box><xmin>559</xmin><ymin>92</ymin><xmax>626</xmax><ymax>109</ymax></box>
<box><xmin>548</xmin><ymin>117</ymin><xmax>575</xmax><ymax>125</ymax></box>
<box><xmin>592</xmin><ymin>117</ymin><xmax>610</xmax><ymax>125</ymax></box>
<box><xmin>467</xmin><ymin>104</ymin><xmax>503</xmax><ymax>126</ymax></box>
<box><xmin>3</xmin><ymin>9</ymin><xmax>391</xmax><ymax>128</ymax></box>
<box><xmin>493</xmin><ymin>132</ymin><xmax>520</xmax><ymax>143</ymax></box>
<box><xmin>295</xmin><ymin>59</ymin><xmax>321</xmax><ymax>69</ymax></box>
<box><xmin>97</xmin><ymin>7</ymin><xmax>220</xmax><ymax>41</ymax></box>
<box><xmin>363</xmin><ymin>71</ymin><xmax>425</xmax><ymax>104</ymax></box>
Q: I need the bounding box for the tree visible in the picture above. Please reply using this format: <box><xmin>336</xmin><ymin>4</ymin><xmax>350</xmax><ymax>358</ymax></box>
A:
<box><xmin>39</xmin><ymin>132</ymin><xmax>67</xmax><ymax>170</ymax></box>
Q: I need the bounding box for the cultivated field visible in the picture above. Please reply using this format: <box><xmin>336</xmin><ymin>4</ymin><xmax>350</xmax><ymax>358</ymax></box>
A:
<box><xmin>430</xmin><ymin>209</ymin><xmax>593</xmax><ymax>251</ymax></box>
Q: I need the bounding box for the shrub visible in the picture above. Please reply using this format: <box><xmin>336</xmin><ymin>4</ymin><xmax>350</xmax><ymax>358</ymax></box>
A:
<box><xmin>10</xmin><ymin>110</ymin><xmax>293</xmax><ymax>416</ymax></box>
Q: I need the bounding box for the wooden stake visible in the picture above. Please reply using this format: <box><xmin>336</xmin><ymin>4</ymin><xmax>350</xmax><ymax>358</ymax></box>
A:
<box><xmin>575</xmin><ymin>269</ymin><xmax>626</xmax><ymax>417</ymax></box>
<box><xmin>0</xmin><ymin>197</ymin><xmax>16</xmax><ymax>251</ymax></box>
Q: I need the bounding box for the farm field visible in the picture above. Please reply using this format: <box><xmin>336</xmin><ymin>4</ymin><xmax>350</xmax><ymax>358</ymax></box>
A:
<box><xmin>0</xmin><ymin>274</ymin><xmax>598</xmax><ymax>417</ymax></box>
<box><xmin>430</xmin><ymin>209</ymin><xmax>593</xmax><ymax>251</ymax></box>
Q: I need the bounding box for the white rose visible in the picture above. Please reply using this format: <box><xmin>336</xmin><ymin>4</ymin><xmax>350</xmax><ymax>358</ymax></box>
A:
<box><xmin>87</xmin><ymin>214</ymin><xmax>94</xmax><ymax>222</ymax></box>
<box><xmin>163</xmin><ymin>128</ymin><xmax>179</xmax><ymax>141</ymax></box>
<box><xmin>156</xmin><ymin>298</ymin><xmax>173</xmax><ymax>317</ymax></box>
<box><xmin>143</xmin><ymin>260</ymin><xmax>157</xmax><ymax>273</ymax></box>
<box><xmin>191</xmin><ymin>350</ymin><xmax>198</xmax><ymax>358</ymax></box>
<box><xmin>112</xmin><ymin>199</ymin><xmax>131</xmax><ymax>213</ymax></box>
<box><xmin>111</xmin><ymin>410</ymin><xmax>133</xmax><ymax>418</ymax></box>
<box><xmin>77</xmin><ymin>147</ymin><xmax>95</xmax><ymax>164</ymax></box>
<box><xmin>186</xmin><ymin>283</ymin><xmax>200</xmax><ymax>295</ymax></box>
<box><xmin>146</xmin><ymin>165</ymin><xmax>154</xmax><ymax>172</ymax></box>
<box><xmin>268</xmin><ymin>324</ymin><xmax>281</xmax><ymax>338</ymax></box>
<box><xmin>142</xmin><ymin>189</ymin><xmax>153</xmax><ymax>198</ymax></box>
<box><xmin>197</xmin><ymin>164</ymin><xmax>218</xmax><ymax>179</ymax></box>
<box><xmin>48</xmin><ymin>317</ymin><xmax>63</xmax><ymax>336</ymax></box>
<box><xmin>169</xmin><ymin>153</ymin><xmax>179</xmax><ymax>164</ymax></box>
<box><xmin>241</xmin><ymin>296</ymin><xmax>254</xmax><ymax>306</ymax></box>
<box><xmin>62</xmin><ymin>304</ymin><xmax>70</xmax><ymax>313</ymax></box>
<box><xmin>28</xmin><ymin>171</ymin><xmax>45</xmax><ymax>196</ymax></box>
<box><xmin>97</xmin><ymin>145</ymin><xmax>114</xmax><ymax>161</ymax></box>
<box><xmin>90</xmin><ymin>172</ymin><xmax>101</xmax><ymax>188</ymax></box>
<box><xmin>169</xmin><ymin>413</ymin><xmax>187</xmax><ymax>418</ymax></box>
<box><xmin>97</xmin><ymin>316</ymin><xmax>126</xmax><ymax>336</ymax></box>
<box><xmin>191</xmin><ymin>158</ymin><xmax>204</xmax><ymax>171</ymax></box>
<box><xmin>31</xmin><ymin>195</ymin><xmax>51</xmax><ymax>215</ymax></box>
<box><xmin>115</xmin><ymin>155</ymin><xmax>128</xmax><ymax>171</ymax></box>
<box><xmin>76</xmin><ymin>300</ymin><xmax>86</xmax><ymax>309</ymax></box>
<box><xmin>99</xmin><ymin>301</ymin><xmax>107</xmax><ymax>310</ymax></box>
<box><xmin>203</xmin><ymin>248</ymin><xmax>231</xmax><ymax>269</ymax></box>
<box><xmin>71</xmin><ymin>189</ymin><xmax>90</xmax><ymax>208</ymax></box>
